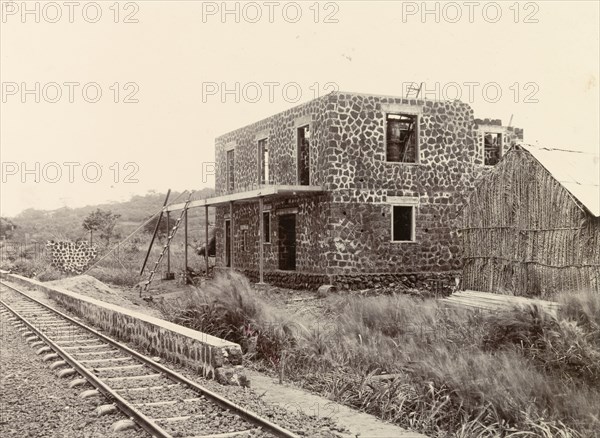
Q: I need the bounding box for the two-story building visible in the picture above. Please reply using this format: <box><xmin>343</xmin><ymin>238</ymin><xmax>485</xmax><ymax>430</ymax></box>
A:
<box><xmin>202</xmin><ymin>91</ymin><xmax>522</xmax><ymax>290</ymax></box>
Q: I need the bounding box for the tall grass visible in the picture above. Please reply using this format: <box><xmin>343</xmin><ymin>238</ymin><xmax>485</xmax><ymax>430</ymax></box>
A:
<box><xmin>160</xmin><ymin>272</ymin><xmax>600</xmax><ymax>437</ymax></box>
<box><xmin>159</xmin><ymin>271</ymin><xmax>301</xmax><ymax>364</ymax></box>
<box><xmin>557</xmin><ymin>289</ymin><xmax>600</xmax><ymax>344</ymax></box>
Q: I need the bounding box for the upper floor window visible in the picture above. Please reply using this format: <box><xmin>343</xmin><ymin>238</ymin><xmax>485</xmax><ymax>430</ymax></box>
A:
<box><xmin>258</xmin><ymin>138</ymin><xmax>269</xmax><ymax>185</ymax></box>
<box><xmin>298</xmin><ymin>125</ymin><xmax>310</xmax><ymax>185</ymax></box>
<box><xmin>483</xmin><ymin>132</ymin><xmax>502</xmax><ymax>166</ymax></box>
<box><xmin>386</xmin><ymin>113</ymin><xmax>418</xmax><ymax>163</ymax></box>
<box><xmin>226</xmin><ymin>149</ymin><xmax>235</xmax><ymax>191</ymax></box>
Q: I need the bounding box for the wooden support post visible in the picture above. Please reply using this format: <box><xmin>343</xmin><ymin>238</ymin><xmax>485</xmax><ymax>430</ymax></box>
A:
<box><xmin>229</xmin><ymin>201</ymin><xmax>234</xmax><ymax>269</ymax></box>
<box><xmin>258</xmin><ymin>197</ymin><xmax>264</xmax><ymax>284</ymax></box>
<box><xmin>205</xmin><ymin>205</ymin><xmax>209</xmax><ymax>275</ymax></box>
<box><xmin>184</xmin><ymin>207</ymin><xmax>189</xmax><ymax>279</ymax></box>
<box><xmin>140</xmin><ymin>189</ymin><xmax>171</xmax><ymax>276</ymax></box>
<box><xmin>166</xmin><ymin>211</ymin><xmax>171</xmax><ymax>275</ymax></box>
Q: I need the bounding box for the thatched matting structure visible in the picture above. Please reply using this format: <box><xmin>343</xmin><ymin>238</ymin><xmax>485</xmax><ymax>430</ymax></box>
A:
<box><xmin>461</xmin><ymin>144</ymin><xmax>599</xmax><ymax>297</ymax></box>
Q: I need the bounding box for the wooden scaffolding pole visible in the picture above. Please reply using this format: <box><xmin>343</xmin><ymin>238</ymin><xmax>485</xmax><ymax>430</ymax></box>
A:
<box><xmin>140</xmin><ymin>189</ymin><xmax>171</xmax><ymax>275</ymax></box>
<box><xmin>258</xmin><ymin>197</ymin><xmax>264</xmax><ymax>284</ymax></box>
<box><xmin>166</xmin><ymin>211</ymin><xmax>171</xmax><ymax>276</ymax></box>
<box><xmin>230</xmin><ymin>201</ymin><xmax>234</xmax><ymax>269</ymax></box>
<box><xmin>184</xmin><ymin>207</ymin><xmax>188</xmax><ymax>277</ymax></box>
<box><xmin>204</xmin><ymin>205</ymin><xmax>209</xmax><ymax>275</ymax></box>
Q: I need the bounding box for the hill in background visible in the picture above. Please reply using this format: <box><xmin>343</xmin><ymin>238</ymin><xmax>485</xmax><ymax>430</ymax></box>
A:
<box><xmin>5</xmin><ymin>188</ymin><xmax>216</xmax><ymax>244</ymax></box>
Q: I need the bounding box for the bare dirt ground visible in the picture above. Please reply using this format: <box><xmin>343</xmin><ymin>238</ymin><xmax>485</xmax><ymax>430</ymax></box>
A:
<box><xmin>47</xmin><ymin>275</ymin><xmax>163</xmax><ymax>318</ymax></box>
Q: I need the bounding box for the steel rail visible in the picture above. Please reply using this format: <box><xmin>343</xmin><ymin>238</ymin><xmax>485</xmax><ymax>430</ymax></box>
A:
<box><xmin>0</xmin><ymin>296</ymin><xmax>173</xmax><ymax>438</ymax></box>
<box><xmin>0</xmin><ymin>280</ymin><xmax>300</xmax><ymax>438</ymax></box>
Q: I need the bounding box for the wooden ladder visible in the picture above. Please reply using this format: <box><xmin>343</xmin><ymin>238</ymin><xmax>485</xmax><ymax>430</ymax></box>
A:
<box><xmin>405</xmin><ymin>82</ymin><xmax>423</xmax><ymax>99</ymax></box>
<box><xmin>142</xmin><ymin>192</ymin><xmax>194</xmax><ymax>294</ymax></box>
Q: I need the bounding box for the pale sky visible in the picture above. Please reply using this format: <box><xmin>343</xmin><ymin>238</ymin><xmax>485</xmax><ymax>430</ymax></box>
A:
<box><xmin>1</xmin><ymin>0</ymin><xmax>598</xmax><ymax>216</ymax></box>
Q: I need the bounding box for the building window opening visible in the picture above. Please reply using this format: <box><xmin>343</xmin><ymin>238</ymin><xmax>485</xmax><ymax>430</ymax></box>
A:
<box><xmin>227</xmin><ymin>149</ymin><xmax>235</xmax><ymax>191</ymax></box>
<box><xmin>392</xmin><ymin>205</ymin><xmax>415</xmax><ymax>242</ymax></box>
<box><xmin>258</xmin><ymin>138</ymin><xmax>270</xmax><ymax>185</ymax></box>
<box><xmin>484</xmin><ymin>132</ymin><xmax>502</xmax><ymax>165</ymax></box>
<box><xmin>298</xmin><ymin>125</ymin><xmax>310</xmax><ymax>185</ymax></box>
<box><xmin>386</xmin><ymin>113</ymin><xmax>418</xmax><ymax>163</ymax></box>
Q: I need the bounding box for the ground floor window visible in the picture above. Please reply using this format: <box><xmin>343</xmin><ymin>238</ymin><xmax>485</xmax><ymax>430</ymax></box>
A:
<box><xmin>391</xmin><ymin>205</ymin><xmax>415</xmax><ymax>242</ymax></box>
<box><xmin>241</xmin><ymin>229</ymin><xmax>247</xmax><ymax>252</ymax></box>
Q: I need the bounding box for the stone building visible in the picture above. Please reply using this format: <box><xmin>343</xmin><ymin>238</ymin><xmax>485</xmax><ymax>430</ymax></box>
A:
<box><xmin>184</xmin><ymin>92</ymin><xmax>523</xmax><ymax>290</ymax></box>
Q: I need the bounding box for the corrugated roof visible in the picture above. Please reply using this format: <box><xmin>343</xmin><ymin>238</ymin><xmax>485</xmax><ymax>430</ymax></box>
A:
<box><xmin>519</xmin><ymin>143</ymin><xmax>600</xmax><ymax>217</ymax></box>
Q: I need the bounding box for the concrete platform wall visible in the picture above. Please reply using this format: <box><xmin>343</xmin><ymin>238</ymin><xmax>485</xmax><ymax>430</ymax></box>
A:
<box><xmin>0</xmin><ymin>272</ymin><xmax>246</xmax><ymax>385</ymax></box>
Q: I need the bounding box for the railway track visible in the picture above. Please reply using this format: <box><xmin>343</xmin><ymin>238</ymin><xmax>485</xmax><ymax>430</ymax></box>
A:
<box><xmin>0</xmin><ymin>280</ymin><xmax>300</xmax><ymax>438</ymax></box>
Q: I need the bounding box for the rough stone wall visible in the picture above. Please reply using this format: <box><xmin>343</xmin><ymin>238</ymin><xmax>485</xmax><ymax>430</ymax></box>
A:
<box><xmin>212</xmin><ymin>92</ymin><xmax>523</xmax><ymax>290</ymax></box>
<box><xmin>323</xmin><ymin>93</ymin><xmax>502</xmax><ymax>275</ymax></box>
<box><xmin>331</xmin><ymin>271</ymin><xmax>459</xmax><ymax>294</ymax></box>
<box><xmin>214</xmin><ymin>193</ymin><xmax>330</xmax><ymax>273</ymax></box>
<box><xmin>213</xmin><ymin>266</ymin><xmax>459</xmax><ymax>293</ymax></box>
<box><xmin>214</xmin><ymin>94</ymin><xmax>333</xmax><ymax>195</ymax></box>
<box><xmin>326</xmin><ymin>200</ymin><xmax>461</xmax><ymax>273</ymax></box>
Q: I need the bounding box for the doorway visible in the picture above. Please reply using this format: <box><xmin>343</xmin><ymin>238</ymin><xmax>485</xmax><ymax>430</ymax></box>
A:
<box><xmin>278</xmin><ymin>214</ymin><xmax>296</xmax><ymax>270</ymax></box>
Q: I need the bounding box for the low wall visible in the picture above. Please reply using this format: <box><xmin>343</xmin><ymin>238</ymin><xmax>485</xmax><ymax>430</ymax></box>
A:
<box><xmin>331</xmin><ymin>271</ymin><xmax>460</xmax><ymax>295</ymax></box>
<box><xmin>236</xmin><ymin>268</ymin><xmax>330</xmax><ymax>290</ymax></box>
<box><xmin>0</xmin><ymin>272</ymin><xmax>247</xmax><ymax>386</ymax></box>
<box><xmin>216</xmin><ymin>267</ymin><xmax>459</xmax><ymax>295</ymax></box>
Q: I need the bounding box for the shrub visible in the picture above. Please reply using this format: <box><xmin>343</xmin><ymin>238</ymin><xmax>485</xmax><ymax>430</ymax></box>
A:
<box><xmin>482</xmin><ymin>304</ymin><xmax>600</xmax><ymax>387</ymax></box>
<box><xmin>159</xmin><ymin>271</ymin><xmax>300</xmax><ymax>365</ymax></box>
<box><xmin>8</xmin><ymin>258</ymin><xmax>45</xmax><ymax>278</ymax></box>
<box><xmin>557</xmin><ymin>289</ymin><xmax>600</xmax><ymax>345</ymax></box>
